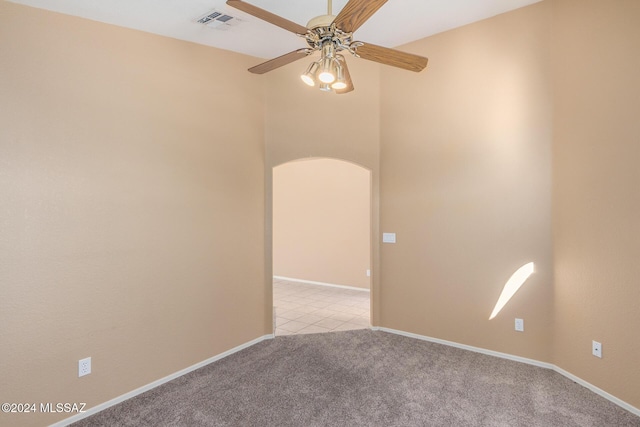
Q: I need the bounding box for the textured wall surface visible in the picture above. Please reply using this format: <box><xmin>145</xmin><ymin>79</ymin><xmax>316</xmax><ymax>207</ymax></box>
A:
<box><xmin>0</xmin><ymin>3</ymin><xmax>265</xmax><ymax>426</ymax></box>
<box><xmin>379</xmin><ymin>2</ymin><xmax>554</xmax><ymax>362</ymax></box>
<box><xmin>552</xmin><ymin>0</ymin><xmax>640</xmax><ymax>410</ymax></box>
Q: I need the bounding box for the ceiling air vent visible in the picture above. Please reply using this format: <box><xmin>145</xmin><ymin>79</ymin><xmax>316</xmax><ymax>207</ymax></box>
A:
<box><xmin>195</xmin><ymin>10</ymin><xmax>240</xmax><ymax>29</ymax></box>
<box><xmin>197</xmin><ymin>11</ymin><xmax>222</xmax><ymax>24</ymax></box>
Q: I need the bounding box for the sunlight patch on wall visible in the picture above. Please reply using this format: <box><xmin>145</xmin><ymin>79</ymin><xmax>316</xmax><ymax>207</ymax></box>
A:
<box><xmin>489</xmin><ymin>262</ymin><xmax>535</xmax><ymax>320</ymax></box>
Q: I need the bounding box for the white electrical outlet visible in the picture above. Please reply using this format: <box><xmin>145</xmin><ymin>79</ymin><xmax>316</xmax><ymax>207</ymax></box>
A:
<box><xmin>515</xmin><ymin>318</ymin><xmax>524</xmax><ymax>332</ymax></box>
<box><xmin>366</xmin><ymin>269</ymin><xmax>371</xmax><ymax>277</ymax></box>
<box><xmin>592</xmin><ymin>341</ymin><xmax>602</xmax><ymax>358</ymax></box>
<box><xmin>78</xmin><ymin>357</ymin><xmax>91</xmax><ymax>377</ymax></box>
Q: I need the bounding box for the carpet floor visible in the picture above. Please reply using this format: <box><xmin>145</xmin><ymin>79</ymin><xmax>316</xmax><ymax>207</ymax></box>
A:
<box><xmin>72</xmin><ymin>330</ymin><xmax>640</xmax><ymax>426</ymax></box>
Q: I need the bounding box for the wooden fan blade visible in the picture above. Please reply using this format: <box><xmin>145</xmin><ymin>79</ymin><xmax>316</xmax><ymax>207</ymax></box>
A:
<box><xmin>248</xmin><ymin>49</ymin><xmax>312</xmax><ymax>74</ymax></box>
<box><xmin>226</xmin><ymin>0</ymin><xmax>308</xmax><ymax>35</ymax></box>
<box><xmin>332</xmin><ymin>0</ymin><xmax>388</xmax><ymax>33</ymax></box>
<box><xmin>335</xmin><ymin>58</ymin><xmax>354</xmax><ymax>94</ymax></box>
<box><xmin>354</xmin><ymin>42</ymin><xmax>428</xmax><ymax>72</ymax></box>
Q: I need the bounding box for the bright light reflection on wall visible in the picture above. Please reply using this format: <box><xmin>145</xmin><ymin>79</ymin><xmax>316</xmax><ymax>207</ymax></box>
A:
<box><xmin>489</xmin><ymin>262</ymin><xmax>535</xmax><ymax>320</ymax></box>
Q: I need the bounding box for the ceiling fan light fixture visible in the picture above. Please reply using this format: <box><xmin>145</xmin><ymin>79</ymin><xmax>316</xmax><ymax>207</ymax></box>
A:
<box><xmin>301</xmin><ymin>73</ymin><xmax>315</xmax><ymax>86</ymax></box>
<box><xmin>227</xmin><ymin>0</ymin><xmax>430</xmax><ymax>95</ymax></box>
<box><xmin>318</xmin><ymin>57</ymin><xmax>336</xmax><ymax>84</ymax></box>
<box><xmin>318</xmin><ymin>71</ymin><xmax>335</xmax><ymax>84</ymax></box>
<box><xmin>331</xmin><ymin>63</ymin><xmax>347</xmax><ymax>90</ymax></box>
<box><xmin>317</xmin><ymin>41</ymin><xmax>337</xmax><ymax>84</ymax></box>
<box><xmin>301</xmin><ymin>61</ymin><xmax>319</xmax><ymax>86</ymax></box>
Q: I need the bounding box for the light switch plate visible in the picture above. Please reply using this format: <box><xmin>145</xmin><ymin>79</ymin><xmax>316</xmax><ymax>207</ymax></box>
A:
<box><xmin>382</xmin><ymin>233</ymin><xmax>396</xmax><ymax>243</ymax></box>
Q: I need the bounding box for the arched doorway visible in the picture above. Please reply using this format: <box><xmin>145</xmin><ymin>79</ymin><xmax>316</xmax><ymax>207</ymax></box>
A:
<box><xmin>272</xmin><ymin>158</ymin><xmax>371</xmax><ymax>335</ymax></box>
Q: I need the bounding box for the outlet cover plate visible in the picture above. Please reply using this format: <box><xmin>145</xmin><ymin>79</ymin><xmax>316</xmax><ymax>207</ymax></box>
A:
<box><xmin>79</xmin><ymin>357</ymin><xmax>91</xmax><ymax>377</ymax></box>
<box><xmin>592</xmin><ymin>341</ymin><xmax>602</xmax><ymax>358</ymax></box>
<box><xmin>515</xmin><ymin>318</ymin><xmax>524</xmax><ymax>332</ymax></box>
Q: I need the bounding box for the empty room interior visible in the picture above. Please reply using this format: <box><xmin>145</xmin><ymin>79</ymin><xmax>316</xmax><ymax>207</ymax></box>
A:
<box><xmin>1</xmin><ymin>0</ymin><xmax>639</xmax><ymax>426</ymax></box>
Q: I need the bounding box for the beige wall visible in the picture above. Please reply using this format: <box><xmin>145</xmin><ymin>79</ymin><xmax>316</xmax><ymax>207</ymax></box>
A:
<box><xmin>264</xmin><ymin>56</ymin><xmax>382</xmax><ymax>322</ymax></box>
<box><xmin>273</xmin><ymin>158</ymin><xmax>371</xmax><ymax>289</ymax></box>
<box><xmin>379</xmin><ymin>0</ymin><xmax>640</xmax><ymax>410</ymax></box>
<box><xmin>552</xmin><ymin>0</ymin><xmax>640</xmax><ymax>409</ymax></box>
<box><xmin>0</xmin><ymin>3</ymin><xmax>265</xmax><ymax>426</ymax></box>
<box><xmin>379</xmin><ymin>2</ymin><xmax>554</xmax><ymax>362</ymax></box>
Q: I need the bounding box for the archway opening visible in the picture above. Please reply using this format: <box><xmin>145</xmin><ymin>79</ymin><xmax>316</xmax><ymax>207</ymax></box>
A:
<box><xmin>272</xmin><ymin>158</ymin><xmax>372</xmax><ymax>335</ymax></box>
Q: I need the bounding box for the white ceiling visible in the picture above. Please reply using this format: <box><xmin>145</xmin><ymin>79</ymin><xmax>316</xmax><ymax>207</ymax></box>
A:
<box><xmin>9</xmin><ymin>0</ymin><xmax>542</xmax><ymax>59</ymax></box>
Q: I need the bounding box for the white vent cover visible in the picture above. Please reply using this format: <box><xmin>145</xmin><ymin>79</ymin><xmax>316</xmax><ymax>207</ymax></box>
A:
<box><xmin>195</xmin><ymin>10</ymin><xmax>240</xmax><ymax>29</ymax></box>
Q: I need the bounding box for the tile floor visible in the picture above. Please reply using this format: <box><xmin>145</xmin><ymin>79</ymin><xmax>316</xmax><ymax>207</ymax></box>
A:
<box><xmin>274</xmin><ymin>279</ymin><xmax>371</xmax><ymax>336</ymax></box>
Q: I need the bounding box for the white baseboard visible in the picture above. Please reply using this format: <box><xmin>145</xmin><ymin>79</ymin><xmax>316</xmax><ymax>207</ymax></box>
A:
<box><xmin>553</xmin><ymin>365</ymin><xmax>640</xmax><ymax>417</ymax></box>
<box><xmin>377</xmin><ymin>327</ymin><xmax>640</xmax><ymax>418</ymax></box>
<box><xmin>378</xmin><ymin>327</ymin><xmax>553</xmax><ymax>369</ymax></box>
<box><xmin>51</xmin><ymin>334</ymin><xmax>274</xmax><ymax>427</ymax></box>
<box><xmin>273</xmin><ymin>276</ymin><xmax>370</xmax><ymax>292</ymax></box>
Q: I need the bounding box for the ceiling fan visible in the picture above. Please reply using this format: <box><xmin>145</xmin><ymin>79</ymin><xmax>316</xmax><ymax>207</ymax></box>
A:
<box><xmin>226</xmin><ymin>0</ymin><xmax>429</xmax><ymax>94</ymax></box>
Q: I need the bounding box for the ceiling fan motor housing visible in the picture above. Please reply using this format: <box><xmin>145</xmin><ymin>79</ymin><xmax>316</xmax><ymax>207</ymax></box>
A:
<box><xmin>306</xmin><ymin>14</ymin><xmax>335</xmax><ymax>30</ymax></box>
<box><xmin>304</xmin><ymin>17</ymin><xmax>354</xmax><ymax>55</ymax></box>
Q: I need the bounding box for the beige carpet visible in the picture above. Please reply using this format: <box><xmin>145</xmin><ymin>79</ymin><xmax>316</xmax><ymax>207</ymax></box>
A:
<box><xmin>73</xmin><ymin>330</ymin><xmax>640</xmax><ymax>426</ymax></box>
